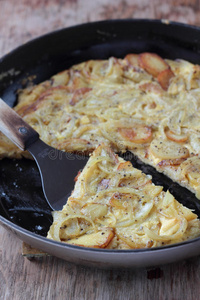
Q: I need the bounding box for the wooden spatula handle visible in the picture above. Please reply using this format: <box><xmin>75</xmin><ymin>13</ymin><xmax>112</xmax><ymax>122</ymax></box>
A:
<box><xmin>0</xmin><ymin>98</ymin><xmax>39</xmax><ymax>150</ymax></box>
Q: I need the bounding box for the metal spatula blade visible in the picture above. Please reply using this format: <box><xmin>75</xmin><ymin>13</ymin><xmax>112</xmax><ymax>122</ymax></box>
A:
<box><xmin>0</xmin><ymin>98</ymin><xmax>88</xmax><ymax>210</ymax></box>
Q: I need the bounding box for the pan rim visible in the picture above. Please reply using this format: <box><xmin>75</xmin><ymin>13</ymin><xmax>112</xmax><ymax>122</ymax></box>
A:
<box><xmin>1</xmin><ymin>18</ymin><xmax>200</xmax><ymax>261</ymax></box>
<box><xmin>1</xmin><ymin>18</ymin><xmax>200</xmax><ymax>63</ymax></box>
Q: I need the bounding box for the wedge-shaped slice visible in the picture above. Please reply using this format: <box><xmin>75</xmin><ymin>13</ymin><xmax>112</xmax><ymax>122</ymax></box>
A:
<box><xmin>47</xmin><ymin>144</ymin><xmax>200</xmax><ymax>249</ymax></box>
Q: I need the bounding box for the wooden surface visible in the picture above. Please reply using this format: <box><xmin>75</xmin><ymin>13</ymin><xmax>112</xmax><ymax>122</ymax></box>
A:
<box><xmin>1</xmin><ymin>0</ymin><xmax>200</xmax><ymax>299</ymax></box>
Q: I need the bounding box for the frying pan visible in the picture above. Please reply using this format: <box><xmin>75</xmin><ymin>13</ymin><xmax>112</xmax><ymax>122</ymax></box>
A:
<box><xmin>1</xmin><ymin>19</ymin><xmax>200</xmax><ymax>269</ymax></box>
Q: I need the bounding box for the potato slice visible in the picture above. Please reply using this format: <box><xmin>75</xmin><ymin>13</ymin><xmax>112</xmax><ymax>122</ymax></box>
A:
<box><xmin>139</xmin><ymin>82</ymin><xmax>163</xmax><ymax>95</ymax></box>
<box><xmin>150</xmin><ymin>138</ymin><xmax>189</xmax><ymax>160</ymax></box>
<box><xmin>109</xmin><ymin>197</ymin><xmax>127</xmax><ymax>209</ymax></box>
<box><xmin>117</xmin><ymin>231</ymin><xmax>147</xmax><ymax>249</ymax></box>
<box><xmin>17</xmin><ymin>86</ymin><xmax>68</xmax><ymax>117</ymax></box>
<box><xmin>125</xmin><ymin>54</ymin><xmax>139</xmax><ymax>67</ymax></box>
<box><xmin>175</xmin><ymin>201</ymin><xmax>197</xmax><ymax>222</ymax></box>
<box><xmin>165</xmin><ymin>128</ymin><xmax>188</xmax><ymax>143</ymax></box>
<box><xmin>142</xmin><ymin>184</ymin><xmax>163</xmax><ymax>198</ymax></box>
<box><xmin>56</xmin><ymin>138</ymin><xmax>93</xmax><ymax>153</ymax></box>
<box><xmin>82</xmin><ymin>60</ymin><xmax>107</xmax><ymax>79</ymax></box>
<box><xmin>180</xmin><ymin>156</ymin><xmax>200</xmax><ymax>186</ymax></box>
<box><xmin>70</xmin><ymin>87</ymin><xmax>92</xmax><ymax>106</ymax></box>
<box><xmin>159</xmin><ymin>217</ymin><xmax>180</xmax><ymax>236</ymax></box>
<box><xmin>117</xmin><ymin>161</ymin><xmax>132</xmax><ymax>171</ymax></box>
<box><xmin>158</xmin><ymin>158</ymin><xmax>187</xmax><ymax>167</ymax></box>
<box><xmin>81</xmin><ymin>203</ymin><xmax>108</xmax><ymax>221</ymax></box>
<box><xmin>157</xmin><ymin>68</ymin><xmax>175</xmax><ymax>90</ymax></box>
<box><xmin>109</xmin><ymin>193</ymin><xmax>133</xmax><ymax>209</ymax></box>
<box><xmin>66</xmin><ymin>228</ymin><xmax>114</xmax><ymax>248</ymax></box>
<box><xmin>51</xmin><ymin>70</ymin><xmax>70</xmax><ymax>87</ymax></box>
<box><xmin>118</xmin><ymin>125</ymin><xmax>152</xmax><ymax>144</ymax></box>
<box><xmin>139</xmin><ymin>53</ymin><xmax>169</xmax><ymax>77</ymax></box>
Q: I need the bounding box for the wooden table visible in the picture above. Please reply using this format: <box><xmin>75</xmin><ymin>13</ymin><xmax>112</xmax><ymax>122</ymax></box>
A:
<box><xmin>1</xmin><ymin>1</ymin><xmax>200</xmax><ymax>299</ymax></box>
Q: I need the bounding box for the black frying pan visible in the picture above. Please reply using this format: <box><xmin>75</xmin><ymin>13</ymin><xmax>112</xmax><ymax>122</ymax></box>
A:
<box><xmin>1</xmin><ymin>19</ymin><xmax>200</xmax><ymax>268</ymax></box>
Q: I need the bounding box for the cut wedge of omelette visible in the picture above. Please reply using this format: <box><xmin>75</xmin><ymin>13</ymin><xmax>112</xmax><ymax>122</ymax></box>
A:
<box><xmin>47</xmin><ymin>144</ymin><xmax>200</xmax><ymax>249</ymax></box>
<box><xmin>1</xmin><ymin>52</ymin><xmax>200</xmax><ymax>199</ymax></box>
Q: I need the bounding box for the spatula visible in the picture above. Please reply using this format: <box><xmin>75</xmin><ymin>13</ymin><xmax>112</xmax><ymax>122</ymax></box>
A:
<box><xmin>0</xmin><ymin>98</ymin><xmax>88</xmax><ymax>211</ymax></box>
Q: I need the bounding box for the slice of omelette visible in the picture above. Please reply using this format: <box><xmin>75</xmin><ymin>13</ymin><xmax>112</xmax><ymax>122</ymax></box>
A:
<box><xmin>47</xmin><ymin>144</ymin><xmax>200</xmax><ymax>249</ymax></box>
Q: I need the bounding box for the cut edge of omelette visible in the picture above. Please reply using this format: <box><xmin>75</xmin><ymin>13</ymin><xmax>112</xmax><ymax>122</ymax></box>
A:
<box><xmin>47</xmin><ymin>143</ymin><xmax>200</xmax><ymax>250</ymax></box>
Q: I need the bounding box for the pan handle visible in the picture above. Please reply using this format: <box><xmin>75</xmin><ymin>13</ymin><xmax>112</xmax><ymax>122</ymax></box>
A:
<box><xmin>0</xmin><ymin>98</ymin><xmax>39</xmax><ymax>150</ymax></box>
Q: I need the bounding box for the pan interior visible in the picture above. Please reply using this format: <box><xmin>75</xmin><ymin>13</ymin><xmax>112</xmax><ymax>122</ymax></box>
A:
<box><xmin>1</xmin><ymin>20</ymin><xmax>200</xmax><ymax>236</ymax></box>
